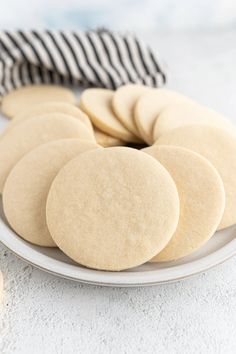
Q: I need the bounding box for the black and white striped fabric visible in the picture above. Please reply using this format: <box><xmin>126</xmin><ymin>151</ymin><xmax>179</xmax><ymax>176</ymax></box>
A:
<box><xmin>0</xmin><ymin>29</ymin><xmax>166</xmax><ymax>96</ymax></box>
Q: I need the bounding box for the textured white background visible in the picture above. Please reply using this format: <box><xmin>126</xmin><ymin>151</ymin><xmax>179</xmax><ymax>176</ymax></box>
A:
<box><xmin>1</xmin><ymin>0</ymin><xmax>236</xmax><ymax>30</ymax></box>
<box><xmin>0</xmin><ymin>28</ymin><xmax>236</xmax><ymax>353</ymax></box>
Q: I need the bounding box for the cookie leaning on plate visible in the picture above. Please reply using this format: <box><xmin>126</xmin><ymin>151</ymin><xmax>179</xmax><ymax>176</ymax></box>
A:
<box><xmin>5</xmin><ymin>101</ymin><xmax>93</xmax><ymax>134</ymax></box>
<box><xmin>80</xmin><ymin>88</ymin><xmax>141</xmax><ymax>143</ymax></box>
<box><xmin>112</xmin><ymin>84</ymin><xmax>150</xmax><ymax>139</ymax></box>
<box><xmin>93</xmin><ymin>127</ymin><xmax>126</xmax><ymax>147</ymax></box>
<box><xmin>143</xmin><ymin>145</ymin><xmax>225</xmax><ymax>261</ymax></box>
<box><xmin>1</xmin><ymin>85</ymin><xmax>76</xmax><ymax>118</ymax></box>
<box><xmin>152</xmin><ymin>102</ymin><xmax>233</xmax><ymax>141</ymax></box>
<box><xmin>0</xmin><ymin>114</ymin><xmax>95</xmax><ymax>193</ymax></box>
<box><xmin>134</xmin><ymin>88</ymin><xmax>193</xmax><ymax>144</ymax></box>
<box><xmin>155</xmin><ymin>124</ymin><xmax>236</xmax><ymax>230</ymax></box>
<box><xmin>46</xmin><ymin>147</ymin><xmax>180</xmax><ymax>271</ymax></box>
<box><xmin>3</xmin><ymin>139</ymin><xmax>100</xmax><ymax>247</ymax></box>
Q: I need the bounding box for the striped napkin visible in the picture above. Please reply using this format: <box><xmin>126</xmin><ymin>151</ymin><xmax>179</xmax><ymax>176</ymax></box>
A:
<box><xmin>0</xmin><ymin>29</ymin><xmax>166</xmax><ymax>96</ymax></box>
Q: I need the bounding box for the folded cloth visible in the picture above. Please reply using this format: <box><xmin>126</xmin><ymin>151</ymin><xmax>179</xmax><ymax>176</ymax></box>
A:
<box><xmin>0</xmin><ymin>29</ymin><xmax>166</xmax><ymax>95</ymax></box>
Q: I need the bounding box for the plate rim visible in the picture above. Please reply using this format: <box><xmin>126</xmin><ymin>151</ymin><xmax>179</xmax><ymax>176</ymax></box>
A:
<box><xmin>0</xmin><ymin>218</ymin><xmax>236</xmax><ymax>287</ymax></box>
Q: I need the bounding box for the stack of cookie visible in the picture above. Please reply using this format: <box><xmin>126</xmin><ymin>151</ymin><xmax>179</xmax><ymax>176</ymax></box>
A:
<box><xmin>0</xmin><ymin>84</ymin><xmax>235</xmax><ymax>272</ymax></box>
<box><xmin>79</xmin><ymin>85</ymin><xmax>232</xmax><ymax>146</ymax></box>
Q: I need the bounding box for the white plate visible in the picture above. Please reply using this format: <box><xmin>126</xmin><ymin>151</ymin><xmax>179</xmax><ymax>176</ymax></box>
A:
<box><xmin>0</xmin><ymin>115</ymin><xmax>235</xmax><ymax>286</ymax></box>
<box><xmin>0</xmin><ymin>199</ymin><xmax>236</xmax><ymax>287</ymax></box>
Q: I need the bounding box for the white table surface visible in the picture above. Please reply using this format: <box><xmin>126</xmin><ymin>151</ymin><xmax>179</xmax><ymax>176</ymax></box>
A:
<box><xmin>0</xmin><ymin>29</ymin><xmax>236</xmax><ymax>354</ymax></box>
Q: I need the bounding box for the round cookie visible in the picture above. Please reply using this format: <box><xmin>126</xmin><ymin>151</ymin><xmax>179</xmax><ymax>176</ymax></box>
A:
<box><xmin>94</xmin><ymin>127</ymin><xmax>125</xmax><ymax>147</ymax></box>
<box><xmin>80</xmin><ymin>88</ymin><xmax>140</xmax><ymax>143</ymax></box>
<box><xmin>3</xmin><ymin>139</ymin><xmax>100</xmax><ymax>247</ymax></box>
<box><xmin>155</xmin><ymin>124</ymin><xmax>236</xmax><ymax>230</ymax></box>
<box><xmin>46</xmin><ymin>147</ymin><xmax>180</xmax><ymax>271</ymax></box>
<box><xmin>0</xmin><ymin>114</ymin><xmax>95</xmax><ymax>193</ymax></box>
<box><xmin>112</xmin><ymin>84</ymin><xmax>150</xmax><ymax>138</ymax></box>
<box><xmin>1</xmin><ymin>85</ymin><xmax>76</xmax><ymax>118</ymax></box>
<box><xmin>134</xmin><ymin>89</ymin><xmax>193</xmax><ymax>144</ymax></box>
<box><xmin>143</xmin><ymin>146</ymin><xmax>225</xmax><ymax>261</ymax></box>
<box><xmin>153</xmin><ymin>102</ymin><xmax>233</xmax><ymax>141</ymax></box>
<box><xmin>9</xmin><ymin>101</ymin><xmax>93</xmax><ymax>132</ymax></box>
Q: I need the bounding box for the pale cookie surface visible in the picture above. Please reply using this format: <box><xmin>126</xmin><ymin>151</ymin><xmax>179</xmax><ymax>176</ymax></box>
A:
<box><xmin>112</xmin><ymin>84</ymin><xmax>150</xmax><ymax>138</ymax></box>
<box><xmin>46</xmin><ymin>147</ymin><xmax>180</xmax><ymax>271</ymax></box>
<box><xmin>94</xmin><ymin>127</ymin><xmax>125</xmax><ymax>147</ymax></box>
<box><xmin>1</xmin><ymin>85</ymin><xmax>76</xmax><ymax>118</ymax></box>
<box><xmin>3</xmin><ymin>139</ymin><xmax>100</xmax><ymax>247</ymax></box>
<box><xmin>0</xmin><ymin>114</ymin><xmax>95</xmax><ymax>193</ymax></box>
<box><xmin>153</xmin><ymin>102</ymin><xmax>233</xmax><ymax>141</ymax></box>
<box><xmin>143</xmin><ymin>146</ymin><xmax>225</xmax><ymax>261</ymax></box>
<box><xmin>155</xmin><ymin>124</ymin><xmax>236</xmax><ymax>230</ymax></box>
<box><xmin>135</xmin><ymin>89</ymin><xmax>192</xmax><ymax>144</ymax></box>
<box><xmin>80</xmin><ymin>88</ymin><xmax>140</xmax><ymax>143</ymax></box>
<box><xmin>10</xmin><ymin>101</ymin><xmax>93</xmax><ymax>132</ymax></box>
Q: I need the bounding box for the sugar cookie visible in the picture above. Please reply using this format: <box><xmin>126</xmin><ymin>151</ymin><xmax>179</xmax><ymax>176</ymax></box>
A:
<box><xmin>112</xmin><ymin>84</ymin><xmax>150</xmax><ymax>138</ymax></box>
<box><xmin>9</xmin><ymin>101</ymin><xmax>93</xmax><ymax>132</ymax></box>
<box><xmin>46</xmin><ymin>147</ymin><xmax>180</xmax><ymax>271</ymax></box>
<box><xmin>1</xmin><ymin>85</ymin><xmax>76</xmax><ymax>118</ymax></box>
<box><xmin>0</xmin><ymin>114</ymin><xmax>95</xmax><ymax>193</ymax></box>
<box><xmin>153</xmin><ymin>102</ymin><xmax>233</xmax><ymax>141</ymax></box>
<box><xmin>3</xmin><ymin>139</ymin><xmax>100</xmax><ymax>247</ymax></box>
<box><xmin>143</xmin><ymin>146</ymin><xmax>225</xmax><ymax>261</ymax></box>
<box><xmin>155</xmin><ymin>124</ymin><xmax>236</xmax><ymax>230</ymax></box>
<box><xmin>135</xmin><ymin>89</ymin><xmax>192</xmax><ymax>144</ymax></box>
<box><xmin>80</xmin><ymin>88</ymin><xmax>140</xmax><ymax>143</ymax></box>
<box><xmin>94</xmin><ymin>127</ymin><xmax>125</xmax><ymax>147</ymax></box>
